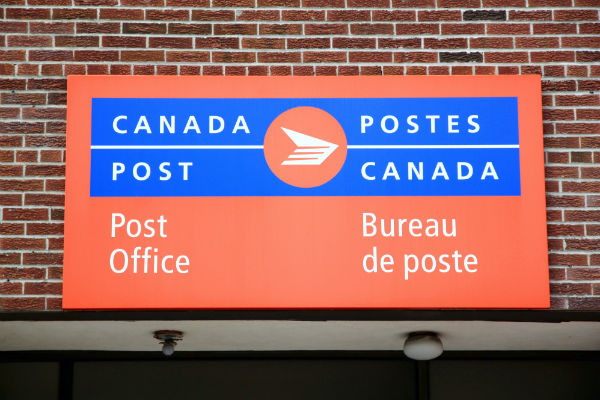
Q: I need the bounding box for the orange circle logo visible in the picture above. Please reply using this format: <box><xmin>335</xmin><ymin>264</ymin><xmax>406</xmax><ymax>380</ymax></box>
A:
<box><xmin>264</xmin><ymin>107</ymin><xmax>347</xmax><ymax>188</ymax></box>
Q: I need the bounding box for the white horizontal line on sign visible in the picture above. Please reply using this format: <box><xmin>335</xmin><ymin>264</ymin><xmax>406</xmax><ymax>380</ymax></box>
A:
<box><xmin>90</xmin><ymin>144</ymin><xmax>520</xmax><ymax>150</ymax></box>
<box><xmin>347</xmin><ymin>144</ymin><xmax>520</xmax><ymax>149</ymax></box>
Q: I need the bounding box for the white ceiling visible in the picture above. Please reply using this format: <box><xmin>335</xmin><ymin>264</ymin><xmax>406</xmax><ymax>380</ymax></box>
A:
<box><xmin>0</xmin><ymin>320</ymin><xmax>599</xmax><ymax>352</ymax></box>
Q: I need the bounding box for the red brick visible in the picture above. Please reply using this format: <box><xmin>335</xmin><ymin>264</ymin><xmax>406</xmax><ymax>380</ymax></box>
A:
<box><xmin>24</xmin><ymin>282</ymin><xmax>62</xmax><ymax>295</ymax></box>
<box><xmin>578</xmin><ymin>109</ymin><xmax>600</xmax><ymax>120</ymax></box>
<box><xmin>75</xmin><ymin>0</ymin><xmax>118</xmax><ymax>4</ymax></box>
<box><xmin>124</xmin><ymin>23</ymin><xmax>166</xmax><ymax>34</ymax></box>
<box><xmin>103</xmin><ymin>36</ymin><xmax>147</xmax><ymax>48</ymax></box>
<box><xmin>46</xmin><ymin>297</ymin><xmax>62</xmax><ymax>310</ymax></box>
<box><xmin>40</xmin><ymin>150</ymin><xmax>63</xmax><ymax>162</ymax></box>
<box><xmin>0</xmin><ymin>238</ymin><xmax>45</xmax><ymax>250</ymax></box>
<box><xmin>378</xmin><ymin>38</ymin><xmax>421</xmax><ymax>49</ymax></box>
<box><xmin>509</xmin><ymin>10</ymin><xmax>552</xmax><ymax>21</ymax></box>
<box><xmin>327</xmin><ymin>10</ymin><xmax>370</xmax><ymax>22</ymax></box>
<box><xmin>268</xmin><ymin>66</ymin><xmax>291</xmax><ymax>75</ymax></box>
<box><xmin>442</xmin><ymin>24</ymin><xmax>485</xmax><ymax>35</ymax></box>
<box><xmin>41</xmin><ymin>65</ymin><xmax>63</xmax><ymax>76</ymax></box>
<box><xmin>303</xmin><ymin>51</ymin><xmax>347</xmax><ymax>63</ymax></box>
<box><xmin>348</xmin><ymin>0</ymin><xmax>389</xmax><ymax>6</ymax></box>
<box><xmin>531</xmin><ymin>51</ymin><xmax>575</xmax><ymax>63</ymax></box>
<box><xmin>47</xmin><ymin>267</ymin><xmax>62</xmax><ymax>279</ymax></box>
<box><xmin>0</xmin><ymin>223</ymin><xmax>24</xmax><ymax>235</ymax></box>
<box><xmin>74</xmin><ymin>50</ymin><xmax>118</xmax><ymax>62</ymax></box>
<box><xmin>282</xmin><ymin>11</ymin><xmax>325</xmax><ymax>21</ymax></box>
<box><xmin>156</xmin><ymin>65</ymin><xmax>176</xmax><ymax>75</ymax></box>
<box><xmin>372</xmin><ymin>11</ymin><xmax>415</xmax><ymax>21</ymax></box>
<box><xmin>2</xmin><ymin>93</ymin><xmax>45</xmax><ymax>106</ymax></box>
<box><xmin>305</xmin><ymin>24</ymin><xmax>347</xmax><ymax>35</ymax></box>
<box><xmin>397</xmin><ymin>24</ymin><xmax>439</xmax><ymax>35</ymax></box>
<box><xmin>25</xmin><ymin>165</ymin><xmax>65</xmax><ymax>176</ymax></box>
<box><xmin>168</xmin><ymin>23</ymin><xmax>210</xmax><ymax>35</ymax></box>
<box><xmin>516</xmin><ymin>37</ymin><xmax>560</xmax><ymax>48</ymax></box>
<box><xmin>0</xmin><ymin>267</ymin><xmax>45</xmax><ymax>280</ymax></box>
<box><xmin>418</xmin><ymin>11</ymin><xmax>461</xmax><ymax>22</ymax></box>
<box><xmin>260</xmin><ymin>24</ymin><xmax>303</xmax><ymax>35</ymax></box>
<box><xmin>554</xmin><ymin>10</ymin><xmax>598</xmax><ymax>21</ymax></box>
<box><xmin>350</xmin><ymin>24</ymin><xmax>394</xmax><ymax>35</ymax></box>
<box><xmin>0</xmin><ymin>122</ymin><xmax>44</xmax><ymax>134</ymax></box>
<box><xmin>577</xmin><ymin>51</ymin><xmax>600</xmax><ymax>62</ymax></box>
<box><xmin>0</xmin><ymin>150</ymin><xmax>15</xmax><ymax>162</ymax></box>
<box><xmin>214</xmin><ymin>24</ymin><xmax>257</xmax><ymax>35</ymax></box>
<box><xmin>25</xmin><ymin>194</ymin><xmax>64</xmax><ymax>207</ymax></box>
<box><xmin>212</xmin><ymin>52</ymin><xmax>256</xmax><ymax>63</ymax></box>
<box><xmin>549</xmin><ymin>253</ymin><xmax>588</xmax><ymax>266</ymax></box>
<box><xmin>149</xmin><ymin>37</ymin><xmax>193</xmax><ymax>49</ymax></box>
<box><xmin>407</xmin><ymin>66</ymin><xmax>428</xmax><ymax>75</ymax></box>
<box><xmin>237</xmin><ymin>10</ymin><xmax>280</xmax><ymax>21</ymax></box>
<box><xmin>134</xmin><ymin>65</ymin><xmax>156</xmax><ymax>75</ymax></box>
<box><xmin>7</xmin><ymin>36</ymin><xmax>52</xmax><ymax>47</ymax></box>
<box><xmin>580</xmin><ymin>23</ymin><xmax>600</xmax><ymax>34</ymax></box>
<box><xmin>333</xmin><ymin>38</ymin><xmax>375</xmax><ymax>49</ymax></box>
<box><xmin>289</xmin><ymin>38</ymin><xmax>330</xmax><ymax>49</ymax></box>
<box><xmin>395</xmin><ymin>52</ymin><xmax>437</xmax><ymax>63</ymax></box>
<box><xmin>213</xmin><ymin>0</ymin><xmax>252</xmax><ymax>5</ymax></box>
<box><xmin>556</xmin><ymin>95</ymin><xmax>599</xmax><ymax>106</ymax></box>
<box><xmin>248</xmin><ymin>66</ymin><xmax>269</xmax><ymax>75</ymax></box>
<box><xmin>16</xmin><ymin>152</ymin><xmax>37</xmax><ymax>162</ymax></box>
<box><xmin>349</xmin><ymin>52</ymin><xmax>393</xmax><ymax>62</ymax></box>
<box><xmin>6</xmin><ymin>8</ymin><xmax>51</xmax><ymax>19</ymax></box>
<box><xmin>551</xmin><ymin>282</ymin><xmax>592</xmax><ymax>295</ymax></box>
<box><xmin>22</xmin><ymin>108</ymin><xmax>66</xmax><ymax>120</ymax></box>
<box><xmin>29</xmin><ymin>50</ymin><xmax>73</xmax><ymax>61</ymax></box>
<box><xmin>0</xmin><ymin>22</ymin><xmax>28</xmax><ymax>33</ymax></box>
<box><xmin>303</xmin><ymin>0</ymin><xmax>345</xmax><ymax>6</ymax></box>
<box><xmin>121</xmin><ymin>51</ymin><xmax>165</xmax><ymax>62</ymax></box>
<box><xmin>146</xmin><ymin>10</ymin><xmax>189</xmax><ymax>21</ymax></box>
<box><xmin>562</xmin><ymin>36</ymin><xmax>600</xmax><ymax>48</ymax></box>
<box><xmin>534</xmin><ymin>23</ymin><xmax>577</xmax><ymax>34</ymax></box>
<box><xmin>0</xmin><ymin>282</ymin><xmax>22</xmax><ymax>295</ymax></box>
<box><xmin>0</xmin><ymin>79</ymin><xmax>26</xmax><ymax>90</ymax></box>
<box><xmin>0</xmin><ymin>135</ymin><xmax>23</xmax><ymax>146</ymax></box>
<box><xmin>53</xmin><ymin>8</ymin><xmax>97</xmax><ymax>20</ymax></box>
<box><xmin>487</xmin><ymin>23</ymin><xmax>530</xmax><ymax>35</ymax></box>
<box><xmin>0</xmin><ymin>297</ymin><xmax>45</xmax><ymax>310</ymax></box>
<box><xmin>224</xmin><ymin>66</ymin><xmax>246</xmax><ymax>76</ymax></box>
<box><xmin>424</xmin><ymin>38</ymin><xmax>467</xmax><ymax>49</ymax></box>
<box><xmin>257</xmin><ymin>0</ymin><xmax>300</xmax><ymax>5</ymax></box>
<box><xmin>196</xmin><ymin>37</ymin><xmax>239</xmax><ymax>49</ymax></box>
<box><xmin>243</xmin><ymin>38</ymin><xmax>286</xmax><ymax>49</ymax></box>
<box><xmin>393</xmin><ymin>0</ymin><xmax>434</xmax><ymax>6</ymax></box>
<box><xmin>48</xmin><ymin>237</ymin><xmax>63</xmax><ymax>250</ymax></box>
<box><xmin>293</xmin><ymin>66</ymin><xmax>315</xmax><ymax>76</ymax></box>
<box><xmin>100</xmin><ymin>9</ymin><xmax>144</xmax><ymax>20</ymax></box>
<box><xmin>438</xmin><ymin>0</ymin><xmax>479</xmax><ymax>6</ymax></box>
<box><xmin>568</xmin><ymin>268</ymin><xmax>600</xmax><ymax>281</ymax></box>
<box><xmin>192</xmin><ymin>10</ymin><xmax>234</xmax><ymax>21</ymax></box>
<box><xmin>77</xmin><ymin>22</ymin><xmax>120</xmax><ymax>34</ymax></box>
<box><xmin>470</xmin><ymin>37</ymin><xmax>513</xmax><ymax>48</ymax></box>
<box><xmin>166</xmin><ymin>51</ymin><xmax>210</xmax><ymax>62</ymax></box>
<box><xmin>258</xmin><ymin>52</ymin><xmax>301</xmax><ymax>63</ymax></box>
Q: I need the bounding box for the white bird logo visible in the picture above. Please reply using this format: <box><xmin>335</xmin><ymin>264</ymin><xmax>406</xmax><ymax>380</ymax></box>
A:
<box><xmin>280</xmin><ymin>127</ymin><xmax>338</xmax><ymax>166</ymax></box>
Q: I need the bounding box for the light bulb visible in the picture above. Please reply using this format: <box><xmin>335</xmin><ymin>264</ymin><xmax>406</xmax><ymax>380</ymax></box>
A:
<box><xmin>162</xmin><ymin>341</ymin><xmax>175</xmax><ymax>356</ymax></box>
<box><xmin>403</xmin><ymin>332</ymin><xmax>443</xmax><ymax>361</ymax></box>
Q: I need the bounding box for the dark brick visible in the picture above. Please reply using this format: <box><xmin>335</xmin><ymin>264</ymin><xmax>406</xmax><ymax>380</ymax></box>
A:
<box><xmin>439</xmin><ymin>52</ymin><xmax>482</xmax><ymax>63</ymax></box>
<box><xmin>463</xmin><ymin>10</ymin><xmax>506</xmax><ymax>21</ymax></box>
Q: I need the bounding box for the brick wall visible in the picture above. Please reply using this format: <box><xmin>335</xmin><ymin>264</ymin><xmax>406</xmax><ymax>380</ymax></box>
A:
<box><xmin>1</xmin><ymin>0</ymin><xmax>599</xmax><ymax>311</ymax></box>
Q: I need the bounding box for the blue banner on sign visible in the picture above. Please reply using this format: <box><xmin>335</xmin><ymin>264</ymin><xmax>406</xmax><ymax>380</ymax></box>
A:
<box><xmin>90</xmin><ymin>97</ymin><xmax>521</xmax><ymax>197</ymax></box>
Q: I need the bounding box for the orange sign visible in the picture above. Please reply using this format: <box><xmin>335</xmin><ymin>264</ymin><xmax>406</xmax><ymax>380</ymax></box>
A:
<box><xmin>64</xmin><ymin>76</ymin><xmax>549</xmax><ymax>309</ymax></box>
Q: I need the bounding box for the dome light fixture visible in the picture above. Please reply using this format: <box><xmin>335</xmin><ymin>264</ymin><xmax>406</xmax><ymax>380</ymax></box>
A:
<box><xmin>403</xmin><ymin>331</ymin><xmax>443</xmax><ymax>361</ymax></box>
<box><xmin>153</xmin><ymin>330</ymin><xmax>184</xmax><ymax>356</ymax></box>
